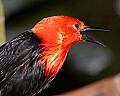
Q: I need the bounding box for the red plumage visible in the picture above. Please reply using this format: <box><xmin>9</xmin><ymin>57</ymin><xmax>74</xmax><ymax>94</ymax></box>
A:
<box><xmin>0</xmin><ymin>16</ymin><xmax>106</xmax><ymax>96</ymax></box>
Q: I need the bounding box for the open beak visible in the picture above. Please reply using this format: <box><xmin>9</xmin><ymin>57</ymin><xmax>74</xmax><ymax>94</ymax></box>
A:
<box><xmin>81</xmin><ymin>25</ymin><xmax>109</xmax><ymax>47</ymax></box>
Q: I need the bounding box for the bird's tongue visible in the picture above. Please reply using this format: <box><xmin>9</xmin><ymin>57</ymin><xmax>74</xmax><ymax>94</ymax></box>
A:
<box><xmin>80</xmin><ymin>25</ymin><xmax>109</xmax><ymax>47</ymax></box>
<box><xmin>81</xmin><ymin>34</ymin><xmax>106</xmax><ymax>47</ymax></box>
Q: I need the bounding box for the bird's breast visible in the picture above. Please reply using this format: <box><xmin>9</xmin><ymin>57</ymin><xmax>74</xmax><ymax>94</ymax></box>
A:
<box><xmin>39</xmin><ymin>46</ymin><xmax>69</xmax><ymax>80</ymax></box>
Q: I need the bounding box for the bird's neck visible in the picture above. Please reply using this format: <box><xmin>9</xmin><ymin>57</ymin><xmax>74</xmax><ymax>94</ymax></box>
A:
<box><xmin>39</xmin><ymin>45</ymin><xmax>70</xmax><ymax>79</ymax></box>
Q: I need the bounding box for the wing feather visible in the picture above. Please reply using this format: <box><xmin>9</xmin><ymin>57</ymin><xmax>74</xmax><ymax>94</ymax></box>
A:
<box><xmin>0</xmin><ymin>30</ymin><xmax>41</xmax><ymax>87</ymax></box>
<box><xmin>0</xmin><ymin>30</ymin><xmax>53</xmax><ymax>96</ymax></box>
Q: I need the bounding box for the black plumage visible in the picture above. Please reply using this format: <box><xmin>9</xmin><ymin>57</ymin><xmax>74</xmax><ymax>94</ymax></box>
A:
<box><xmin>0</xmin><ymin>30</ymin><xmax>52</xmax><ymax>96</ymax></box>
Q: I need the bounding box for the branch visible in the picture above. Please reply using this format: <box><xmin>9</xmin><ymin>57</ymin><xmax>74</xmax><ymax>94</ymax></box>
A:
<box><xmin>58</xmin><ymin>73</ymin><xmax>120</xmax><ymax>96</ymax></box>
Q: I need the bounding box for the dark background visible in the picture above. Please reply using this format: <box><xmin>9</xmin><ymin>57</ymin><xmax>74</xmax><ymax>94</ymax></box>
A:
<box><xmin>2</xmin><ymin>0</ymin><xmax>120</xmax><ymax>95</ymax></box>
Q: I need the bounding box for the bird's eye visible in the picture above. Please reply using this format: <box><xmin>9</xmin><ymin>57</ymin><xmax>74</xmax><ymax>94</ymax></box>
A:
<box><xmin>73</xmin><ymin>24</ymin><xmax>79</xmax><ymax>30</ymax></box>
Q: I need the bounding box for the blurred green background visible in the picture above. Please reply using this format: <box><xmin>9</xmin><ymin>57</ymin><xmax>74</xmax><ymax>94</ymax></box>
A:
<box><xmin>0</xmin><ymin>0</ymin><xmax>5</xmax><ymax>45</ymax></box>
<box><xmin>1</xmin><ymin>0</ymin><xmax>120</xmax><ymax>95</ymax></box>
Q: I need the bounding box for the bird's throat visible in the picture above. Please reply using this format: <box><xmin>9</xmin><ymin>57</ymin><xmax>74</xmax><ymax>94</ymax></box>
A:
<box><xmin>40</xmin><ymin>46</ymin><xmax>69</xmax><ymax>80</ymax></box>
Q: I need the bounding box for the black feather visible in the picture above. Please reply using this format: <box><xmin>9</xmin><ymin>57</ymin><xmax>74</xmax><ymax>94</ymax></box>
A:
<box><xmin>0</xmin><ymin>30</ymin><xmax>52</xmax><ymax>96</ymax></box>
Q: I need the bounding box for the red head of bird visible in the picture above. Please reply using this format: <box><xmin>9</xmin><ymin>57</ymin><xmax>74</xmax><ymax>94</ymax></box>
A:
<box><xmin>32</xmin><ymin>16</ymin><xmax>107</xmax><ymax>79</ymax></box>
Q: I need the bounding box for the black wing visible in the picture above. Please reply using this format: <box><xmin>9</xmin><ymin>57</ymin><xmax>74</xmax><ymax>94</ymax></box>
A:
<box><xmin>0</xmin><ymin>30</ymin><xmax>51</xmax><ymax>96</ymax></box>
<box><xmin>0</xmin><ymin>30</ymin><xmax>40</xmax><ymax>81</ymax></box>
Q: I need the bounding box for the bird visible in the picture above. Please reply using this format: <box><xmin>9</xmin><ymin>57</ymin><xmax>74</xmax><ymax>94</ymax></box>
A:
<box><xmin>0</xmin><ymin>16</ymin><xmax>107</xmax><ymax>96</ymax></box>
